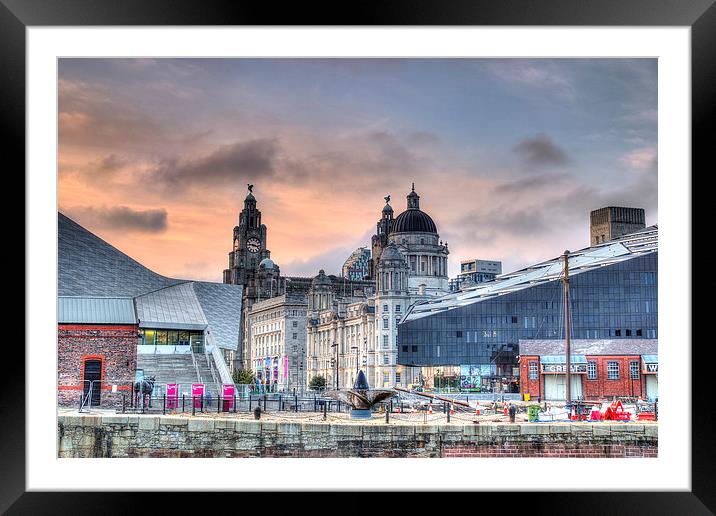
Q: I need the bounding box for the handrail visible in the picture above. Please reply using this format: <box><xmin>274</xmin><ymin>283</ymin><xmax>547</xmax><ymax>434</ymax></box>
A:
<box><xmin>190</xmin><ymin>347</ymin><xmax>203</xmax><ymax>384</ymax></box>
<box><xmin>206</xmin><ymin>332</ymin><xmax>233</xmax><ymax>384</ymax></box>
<box><xmin>204</xmin><ymin>345</ymin><xmax>218</xmax><ymax>385</ymax></box>
<box><xmin>79</xmin><ymin>380</ymin><xmax>93</xmax><ymax>413</ymax></box>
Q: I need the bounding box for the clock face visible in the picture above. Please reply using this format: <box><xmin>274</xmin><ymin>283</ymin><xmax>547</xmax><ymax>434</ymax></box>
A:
<box><xmin>246</xmin><ymin>237</ymin><xmax>261</xmax><ymax>253</ymax></box>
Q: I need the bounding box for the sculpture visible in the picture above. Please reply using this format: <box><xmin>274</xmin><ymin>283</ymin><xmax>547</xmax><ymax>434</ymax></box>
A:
<box><xmin>134</xmin><ymin>375</ymin><xmax>156</xmax><ymax>409</ymax></box>
<box><xmin>327</xmin><ymin>370</ymin><xmax>395</xmax><ymax>419</ymax></box>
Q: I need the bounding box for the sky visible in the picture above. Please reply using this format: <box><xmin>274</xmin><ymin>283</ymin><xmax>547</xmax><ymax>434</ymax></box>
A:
<box><xmin>58</xmin><ymin>58</ymin><xmax>657</xmax><ymax>281</ymax></box>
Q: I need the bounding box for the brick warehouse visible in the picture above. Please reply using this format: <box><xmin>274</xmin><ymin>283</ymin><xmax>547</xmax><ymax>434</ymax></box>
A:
<box><xmin>57</xmin><ymin>212</ymin><xmax>244</xmax><ymax>408</ymax></box>
<box><xmin>519</xmin><ymin>339</ymin><xmax>658</xmax><ymax>401</ymax></box>
<box><xmin>57</xmin><ymin>323</ymin><xmax>138</xmax><ymax>407</ymax></box>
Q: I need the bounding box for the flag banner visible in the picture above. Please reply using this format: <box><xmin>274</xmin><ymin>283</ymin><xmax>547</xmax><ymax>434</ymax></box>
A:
<box><xmin>167</xmin><ymin>383</ymin><xmax>178</xmax><ymax>409</ymax></box>
<box><xmin>222</xmin><ymin>384</ymin><xmax>235</xmax><ymax>411</ymax></box>
<box><xmin>192</xmin><ymin>383</ymin><xmax>204</xmax><ymax>408</ymax></box>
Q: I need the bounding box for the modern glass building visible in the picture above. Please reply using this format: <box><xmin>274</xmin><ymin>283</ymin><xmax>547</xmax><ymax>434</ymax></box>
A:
<box><xmin>397</xmin><ymin>226</ymin><xmax>657</xmax><ymax>393</ymax></box>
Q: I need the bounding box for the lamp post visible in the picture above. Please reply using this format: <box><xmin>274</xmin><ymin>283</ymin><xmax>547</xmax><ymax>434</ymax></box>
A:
<box><xmin>331</xmin><ymin>342</ymin><xmax>338</xmax><ymax>390</ymax></box>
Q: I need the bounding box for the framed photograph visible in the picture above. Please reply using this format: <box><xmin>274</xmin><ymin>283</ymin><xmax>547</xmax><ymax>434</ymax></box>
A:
<box><xmin>7</xmin><ymin>0</ymin><xmax>711</xmax><ymax>513</ymax></box>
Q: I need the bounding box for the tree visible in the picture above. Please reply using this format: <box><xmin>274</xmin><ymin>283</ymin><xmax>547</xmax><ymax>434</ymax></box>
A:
<box><xmin>309</xmin><ymin>375</ymin><xmax>326</xmax><ymax>391</ymax></box>
<box><xmin>232</xmin><ymin>368</ymin><xmax>255</xmax><ymax>385</ymax></box>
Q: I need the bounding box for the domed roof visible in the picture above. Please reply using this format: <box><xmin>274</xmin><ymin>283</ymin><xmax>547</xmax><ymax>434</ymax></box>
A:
<box><xmin>259</xmin><ymin>258</ymin><xmax>275</xmax><ymax>269</ymax></box>
<box><xmin>312</xmin><ymin>269</ymin><xmax>331</xmax><ymax>286</ymax></box>
<box><xmin>380</xmin><ymin>243</ymin><xmax>405</xmax><ymax>262</ymax></box>
<box><xmin>391</xmin><ymin>184</ymin><xmax>437</xmax><ymax>234</ymax></box>
<box><xmin>393</xmin><ymin>209</ymin><xmax>437</xmax><ymax>234</ymax></box>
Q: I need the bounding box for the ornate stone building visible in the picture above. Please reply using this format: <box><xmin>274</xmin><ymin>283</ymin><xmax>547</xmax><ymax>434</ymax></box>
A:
<box><xmin>306</xmin><ymin>185</ymin><xmax>451</xmax><ymax>389</ymax></box>
<box><xmin>224</xmin><ymin>184</ymin><xmax>451</xmax><ymax>390</ymax></box>
<box><xmin>223</xmin><ymin>186</ymin><xmax>284</xmax><ymax>369</ymax></box>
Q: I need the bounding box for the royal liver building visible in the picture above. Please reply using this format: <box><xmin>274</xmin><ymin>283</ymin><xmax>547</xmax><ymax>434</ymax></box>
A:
<box><xmin>306</xmin><ymin>184</ymin><xmax>450</xmax><ymax>389</ymax></box>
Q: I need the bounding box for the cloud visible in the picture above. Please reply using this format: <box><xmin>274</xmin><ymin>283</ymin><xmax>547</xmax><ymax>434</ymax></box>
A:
<box><xmin>513</xmin><ymin>133</ymin><xmax>570</xmax><ymax>167</ymax></box>
<box><xmin>152</xmin><ymin>139</ymin><xmax>280</xmax><ymax>192</ymax></box>
<box><xmin>620</xmin><ymin>146</ymin><xmax>657</xmax><ymax>171</ymax></box>
<box><xmin>280</xmin><ymin>244</ymin><xmax>367</xmax><ymax>277</ymax></box>
<box><xmin>493</xmin><ymin>173</ymin><xmax>570</xmax><ymax>195</ymax></box>
<box><xmin>62</xmin><ymin>205</ymin><xmax>169</xmax><ymax>233</ymax></box>
<box><xmin>484</xmin><ymin>60</ymin><xmax>576</xmax><ymax>101</ymax></box>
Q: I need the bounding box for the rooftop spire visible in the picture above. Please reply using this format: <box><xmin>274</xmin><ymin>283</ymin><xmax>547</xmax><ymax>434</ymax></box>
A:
<box><xmin>407</xmin><ymin>183</ymin><xmax>420</xmax><ymax>209</ymax></box>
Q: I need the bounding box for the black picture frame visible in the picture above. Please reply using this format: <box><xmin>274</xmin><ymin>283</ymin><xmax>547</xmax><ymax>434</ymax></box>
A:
<box><xmin>6</xmin><ymin>1</ymin><xmax>711</xmax><ymax>513</ymax></box>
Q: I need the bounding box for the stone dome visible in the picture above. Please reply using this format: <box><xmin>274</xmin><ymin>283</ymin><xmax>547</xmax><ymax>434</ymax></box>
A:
<box><xmin>259</xmin><ymin>258</ymin><xmax>275</xmax><ymax>269</ymax></box>
<box><xmin>392</xmin><ymin>209</ymin><xmax>437</xmax><ymax>234</ymax></box>
<box><xmin>312</xmin><ymin>269</ymin><xmax>331</xmax><ymax>286</ymax></box>
<box><xmin>379</xmin><ymin>243</ymin><xmax>405</xmax><ymax>263</ymax></box>
<box><xmin>391</xmin><ymin>184</ymin><xmax>437</xmax><ymax>234</ymax></box>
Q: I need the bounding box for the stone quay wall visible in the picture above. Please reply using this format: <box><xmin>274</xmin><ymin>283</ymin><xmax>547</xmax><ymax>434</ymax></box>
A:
<box><xmin>57</xmin><ymin>414</ymin><xmax>657</xmax><ymax>458</ymax></box>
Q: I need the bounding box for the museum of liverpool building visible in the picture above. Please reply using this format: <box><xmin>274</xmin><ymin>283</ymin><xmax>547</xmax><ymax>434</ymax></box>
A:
<box><xmin>397</xmin><ymin>225</ymin><xmax>657</xmax><ymax>398</ymax></box>
<box><xmin>57</xmin><ymin>213</ymin><xmax>242</xmax><ymax>408</ymax></box>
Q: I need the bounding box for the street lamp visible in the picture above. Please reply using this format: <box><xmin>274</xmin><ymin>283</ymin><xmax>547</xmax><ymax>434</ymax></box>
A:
<box><xmin>330</xmin><ymin>342</ymin><xmax>338</xmax><ymax>389</ymax></box>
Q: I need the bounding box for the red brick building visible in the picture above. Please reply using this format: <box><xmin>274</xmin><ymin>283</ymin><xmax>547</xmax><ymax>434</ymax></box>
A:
<box><xmin>58</xmin><ymin>213</ymin><xmax>243</xmax><ymax>409</ymax></box>
<box><xmin>58</xmin><ymin>298</ymin><xmax>138</xmax><ymax>408</ymax></box>
<box><xmin>519</xmin><ymin>339</ymin><xmax>658</xmax><ymax>402</ymax></box>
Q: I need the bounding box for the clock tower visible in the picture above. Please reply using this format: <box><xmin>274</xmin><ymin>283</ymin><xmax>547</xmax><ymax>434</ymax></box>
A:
<box><xmin>224</xmin><ymin>185</ymin><xmax>284</xmax><ymax>370</ymax></box>
<box><xmin>223</xmin><ymin>184</ymin><xmax>272</xmax><ymax>286</ymax></box>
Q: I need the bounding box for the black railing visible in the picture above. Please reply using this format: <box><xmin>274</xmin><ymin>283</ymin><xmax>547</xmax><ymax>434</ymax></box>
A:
<box><xmin>119</xmin><ymin>391</ymin><xmax>371</xmax><ymax>416</ymax></box>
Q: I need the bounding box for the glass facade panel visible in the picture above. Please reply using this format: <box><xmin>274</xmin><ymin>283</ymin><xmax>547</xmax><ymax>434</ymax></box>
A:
<box><xmin>397</xmin><ymin>253</ymin><xmax>658</xmax><ymax>380</ymax></box>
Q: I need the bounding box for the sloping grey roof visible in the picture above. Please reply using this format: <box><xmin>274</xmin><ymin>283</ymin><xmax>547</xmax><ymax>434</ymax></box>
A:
<box><xmin>135</xmin><ymin>282</ymin><xmax>208</xmax><ymax>330</ymax></box>
<box><xmin>58</xmin><ymin>296</ymin><xmax>137</xmax><ymax>324</ymax></box>
<box><xmin>58</xmin><ymin>212</ymin><xmax>181</xmax><ymax>297</ymax></box>
<box><xmin>520</xmin><ymin>339</ymin><xmax>658</xmax><ymax>356</ymax></box>
<box><xmin>404</xmin><ymin>225</ymin><xmax>658</xmax><ymax>322</ymax></box>
<box><xmin>58</xmin><ymin>212</ymin><xmax>243</xmax><ymax>350</ymax></box>
<box><xmin>193</xmin><ymin>281</ymin><xmax>243</xmax><ymax>351</ymax></box>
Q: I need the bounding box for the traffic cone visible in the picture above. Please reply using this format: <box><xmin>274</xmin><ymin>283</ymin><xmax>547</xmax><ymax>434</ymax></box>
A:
<box><xmin>429</xmin><ymin>404</ymin><xmax>433</xmax><ymax>415</ymax></box>
<box><xmin>450</xmin><ymin>406</ymin><xmax>455</xmax><ymax>415</ymax></box>
<box><xmin>504</xmin><ymin>403</ymin><xmax>509</xmax><ymax>416</ymax></box>
<box><xmin>397</xmin><ymin>406</ymin><xmax>401</xmax><ymax>413</ymax></box>
<box><xmin>475</xmin><ymin>406</ymin><xmax>481</xmax><ymax>416</ymax></box>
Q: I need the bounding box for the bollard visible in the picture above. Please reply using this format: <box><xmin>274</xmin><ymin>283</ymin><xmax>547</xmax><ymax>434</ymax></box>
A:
<box><xmin>234</xmin><ymin>394</ymin><xmax>237</xmax><ymax>413</ymax></box>
<box><xmin>122</xmin><ymin>394</ymin><xmax>126</xmax><ymax>413</ymax></box>
<box><xmin>182</xmin><ymin>394</ymin><xmax>185</xmax><ymax>413</ymax></box>
<box><xmin>314</xmin><ymin>395</ymin><xmax>317</xmax><ymax>412</ymax></box>
<box><xmin>390</xmin><ymin>400</ymin><xmax>393</xmax><ymax>413</ymax></box>
<box><xmin>192</xmin><ymin>396</ymin><xmax>196</xmax><ymax>416</ymax></box>
<box><xmin>263</xmin><ymin>395</ymin><xmax>267</xmax><ymax>412</ymax></box>
<box><xmin>279</xmin><ymin>395</ymin><xmax>282</xmax><ymax>411</ymax></box>
<box><xmin>295</xmin><ymin>394</ymin><xmax>298</xmax><ymax>412</ymax></box>
<box><xmin>163</xmin><ymin>394</ymin><xmax>166</xmax><ymax>415</ymax></box>
<box><xmin>248</xmin><ymin>395</ymin><xmax>252</xmax><ymax>411</ymax></box>
<box><xmin>323</xmin><ymin>400</ymin><xmax>328</xmax><ymax>420</ymax></box>
<box><xmin>385</xmin><ymin>406</ymin><xmax>390</xmax><ymax>423</ymax></box>
<box><xmin>218</xmin><ymin>395</ymin><xmax>221</xmax><ymax>413</ymax></box>
<box><xmin>447</xmin><ymin>407</ymin><xmax>451</xmax><ymax>423</ymax></box>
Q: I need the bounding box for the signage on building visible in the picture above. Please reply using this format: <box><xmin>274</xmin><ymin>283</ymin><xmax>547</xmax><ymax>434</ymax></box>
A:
<box><xmin>643</xmin><ymin>362</ymin><xmax>658</xmax><ymax>374</ymax></box>
<box><xmin>222</xmin><ymin>384</ymin><xmax>235</xmax><ymax>411</ymax></box>
<box><xmin>541</xmin><ymin>363</ymin><xmax>587</xmax><ymax>374</ymax></box>
<box><xmin>192</xmin><ymin>383</ymin><xmax>204</xmax><ymax>408</ymax></box>
<box><xmin>167</xmin><ymin>383</ymin><xmax>178</xmax><ymax>409</ymax></box>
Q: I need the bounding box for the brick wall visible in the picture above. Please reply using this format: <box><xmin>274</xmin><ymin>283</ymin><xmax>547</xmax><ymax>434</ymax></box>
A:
<box><xmin>57</xmin><ymin>414</ymin><xmax>657</xmax><ymax>458</ymax></box>
<box><xmin>57</xmin><ymin>324</ymin><xmax>138</xmax><ymax>407</ymax></box>
<box><xmin>520</xmin><ymin>354</ymin><xmax>647</xmax><ymax>401</ymax></box>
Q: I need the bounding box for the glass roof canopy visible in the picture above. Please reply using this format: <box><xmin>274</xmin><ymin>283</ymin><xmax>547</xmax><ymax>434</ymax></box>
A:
<box><xmin>403</xmin><ymin>225</ymin><xmax>658</xmax><ymax>322</ymax></box>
